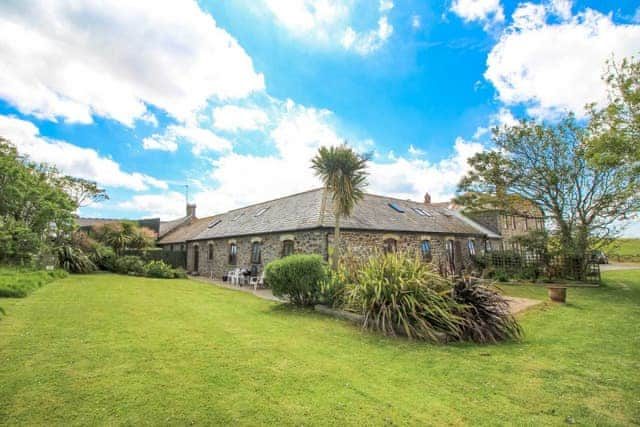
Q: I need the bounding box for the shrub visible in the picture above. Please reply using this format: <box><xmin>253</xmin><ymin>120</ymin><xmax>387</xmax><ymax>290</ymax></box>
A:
<box><xmin>113</xmin><ymin>255</ymin><xmax>146</xmax><ymax>276</ymax></box>
<box><xmin>265</xmin><ymin>254</ymin><xmax>327</xmax><ymax>306</ymax></box>
<box><xmin>56</xmin><ymin>244</ymin><xmax>96</xmax><ymax>274</ymax></box>
<box><xmin>145</xmin><ymin>260</ymin><xmax>176</xmax><ymax>278</ymax></box>
<box><xmin>347</xmin><ymin>252</ymin><xmax>463</xmax><ymax>341</ymax></box>
<box><xmin>0</xmin><ymin>268</ymin><xmax>68</xmax><ymax>298</ymax></box>
<box><xmin>452</xmin><ymin>278</ymin><xmax>523</xmax><ymax>343</ymax></box>
<box><xmin>87</xmin><ymin>242</ymin><xmax>116</xmax><ymax>271</ymax></box>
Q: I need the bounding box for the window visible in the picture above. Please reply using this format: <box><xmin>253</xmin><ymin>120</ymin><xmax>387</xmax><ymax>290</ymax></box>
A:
<box><xmin>228</xmin><ymin>243</ymin><xmax>237</xmax><ymax>265</ymax></box>
<box><xmin>251</xmin><ymin>242</ymin><xmax>262</xmax><ymax>264</ymax></box>
<box><xmin>233</xmin><ymin>212</ymin><xmax>245</xmax><ymax>221</ymax></box>
<box><xmin>208</xmin><ymin>243</ymin><xmax>213</xmax><ymax>260</ymax></box>
<box><xmin>524</xmin><ymin>217</ymin><xmax>529</xmax><ymax>231</ymax></box>
<box><xmin>512</xmin><ymin>216</ymin><xmax>517</xmax><ymax>229</ymax></box>
<box><xmin>207</xmin><ymin>219</ymin><xmax>221</xmax><ymax>228</ymax></box>
<box><xmin>388</xmin><ymin>203</ymin><xmax>405</xmax><ymax>213</ymax></box>
<box><xmin>485</xmin><ymin>240</ymin><xmax>493</xmax><ymax>252</ymax></box>
<box><xmin>255</xmin><ymin>207</ymin><xmax>269</xmax><ymax>217</ymax></box>
<box><xmin>504</xmin><ymin>215</ymin><xmax>510</xmax><ymax>229</ymax></box>
<box><xmin>282</xmin><ymin>240</ymin><xmax>294</xmax><ymax>257</ymax></box>
<box><xmin>180</xmin><ymin>244</ymin><xmax>185</xmax><ymax>252</ymax></box>
<box><xmin>468</xmin><ymin>239</ymin><xmax>476</xmax><ymax>256</ymax></box>
<box><xmin>383</xmin><ymin>238</ymin><xmax>397</xmax><ymax>254</ymax></box>
<box><xmin>420</xmin><ymin>240</ymin><xmax>432</xmax><ymax>262</ymax></box>
<box><xmin>412</xmin><ymin>207</ymin><xmax>433</xmax><ymax>217</ymax></box>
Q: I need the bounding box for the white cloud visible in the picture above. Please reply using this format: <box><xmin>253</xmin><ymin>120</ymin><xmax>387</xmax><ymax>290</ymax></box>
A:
<box><xmin>119</xmin><ymin>191</ymin><xmax>186</xmax><ymax>219</ymax></box>
<box><xmin>512</xmin><ymin>3</ymin><xmax>547</xmax><ymax>30</ymax></box>
<box><xmin>485</xmin><ymin>7</ymin><xmax>640</xmax><ymax>119</ymax></box>
<box><xmin>549</xmin><ymin>0</ymin><xmax>573</xmax><ymax>21</ymax></box>
<box><xmin>450</xmin><ymin>0</ymin><xmax>505</xmax><ymax>29</ymax></box>
<box><xmin>0</xmin><ymin>0</ymin><xmax>264</xmax><ymax>126</ymax></box>
<box><xmin>379</xmin><ymin>0</ymin><xmax>394</xmax><ymax>12</ymax></box>
<box><xmin>368</xmin><ymin>138</ymin><xmax>484</xmax><ymax>202</ymax></box>
<box><xmin>143</xmin><ymin>125</ymin><xmax>233</xmax><ymax>155</ymax></box>
<box><xmin>342</xmin><ymin>16</ymin><xmax>394</xmax><ymax>55</ymax></box>
<box><xmin>142</xmin><ymin>135</ymin><xmax>179</xmax><ymax>152</ymax></box>
<box><xmin>261</xmin><ymin>0</ymin><xmax>393</xmax><ymax>55</ymax></box>
<box><xmin>213</xmin><ymin>105</ymin><xmax>270</xmax><ymax>132</ymax></box>
<box><xmin>0</xmin><ymin>115</ymin><xmax>166</xmax><ymax>191</ymax></box>
<box><xmin>412</xmin><ymin>14</ymin><xmax>422</xmax><ymax>29</ymax></box>
<box><xmin>121</xmin><ymin>100</ymin><xmax>484</xmax><ymax>219</ymax></box>
<box><xmin>262</xmin><ymin>0</ymin><xmax>349</xmax><ymax>40</ymax></box>
<box><xmin>473</xmin><ymin>107</ymin><xmax>518</xmax><ymax>139</ymax></box>
<box><xmin>408</xmin><ymin>144</ymin><xmax>425</xmax><ymax>156</ymax></box>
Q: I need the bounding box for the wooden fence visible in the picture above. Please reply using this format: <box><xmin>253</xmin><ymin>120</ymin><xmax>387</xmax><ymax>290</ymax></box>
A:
<box><xmin>122</xmin><ymin>249</ymin><xmax>187</xmax><ymax>269</ymax></box>
<box><xmin>473</xmin><ymin>250</ymin><xmax>600</xmax><ymax>283</ymax></box>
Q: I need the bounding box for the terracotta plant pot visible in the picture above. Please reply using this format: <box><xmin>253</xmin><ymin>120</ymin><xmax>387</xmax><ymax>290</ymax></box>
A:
<box><xmin>547</xmin><ymin>286</ymin><xmax>567</xmax><ymax>303</ymax></box>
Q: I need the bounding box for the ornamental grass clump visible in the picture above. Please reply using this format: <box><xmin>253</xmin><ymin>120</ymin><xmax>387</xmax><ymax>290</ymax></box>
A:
<box><xmin>347</xmin><ymin>252</ymin><xmax>465</xmax><ymax>342</ymax></box>
<box><xmin>452</xmin><ymin>278</ymin><xmax>523</xmax><ymax>343</ymax></box>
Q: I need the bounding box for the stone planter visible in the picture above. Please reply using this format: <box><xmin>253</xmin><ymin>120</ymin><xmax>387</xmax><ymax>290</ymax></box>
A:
<box><xmin>547</xmin><ymin>286</ymin><xmax>567</xmax><ymax>303</ymax></box>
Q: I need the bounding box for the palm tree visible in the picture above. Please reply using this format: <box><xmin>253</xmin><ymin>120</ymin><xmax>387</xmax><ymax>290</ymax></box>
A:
<box><xmin>311</xmin><ymin>144</ymin><xmax>369</xmax><ymax>269</ymax></box>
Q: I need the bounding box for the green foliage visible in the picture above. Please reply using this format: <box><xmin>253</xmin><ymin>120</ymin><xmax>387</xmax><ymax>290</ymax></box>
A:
<box><xmin>55</xmin><ymin>244</ymin><xmax>97</xmax><ymax>274</ymax></box>
<box><xmin>91</xmin><ymin>222</ymin><xmax>155</xmax><ymax>255</ymax></box>
<box><xmin>145</xmin><ymin>260</ymin><xmax>179</xmax><ymax>278</ymax></box>
<box><xmin>0</xmin><ymin>267</ymin><xmax>68</xmax><ymax>298</ymax></box>
<box><xmin>0</xmin><ymin>139</ymin><xmax>77</xmax><ymax>264</ymax></box>
<box><xmin>112</xmin><ymin>255</ymin><xmax>147</xmax><ymax>276</ymax></box>
<box><xmin>587</xmin><ymin>55</ymin><xmax>640</xmax><ymax>168</ymax></box>
<box><xmin>265</xmin><ymin>254</ymin><xmax>328</xmax><ymax>306</ymax></box>
<box><xmin>452</xmin><ymin>278</ymin><xmax>523</xmax><ymax>343</ymax></box>
<box><xmin>457</xmin><ymin>114</ymin><xmax>639</xmax><ymax>276</ymax></box>
<box><xmin>347</xmin><ymin>253</ymin><xmax>463</xmax><ymax>342</ymax></box>
<box><xmin>311</xmin><ymin>144</ymin><xmax>369</xmax><ymax>269</ymax></box>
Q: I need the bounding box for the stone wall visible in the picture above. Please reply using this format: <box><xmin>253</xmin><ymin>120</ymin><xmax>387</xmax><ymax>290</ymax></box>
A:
<box><xmin>187</xmin><ymin>230</ymin><xmax>326</xmax><ymax>279</ymax></box>
<box><xmin>186</xmin><ymin>228</ymin><xmax>492</xmax><ymax>278</ymax></box>
<box><xmin>331</xmin><ymin>230</ymin><xmax>484</xmax><ymax>275</ymax></box>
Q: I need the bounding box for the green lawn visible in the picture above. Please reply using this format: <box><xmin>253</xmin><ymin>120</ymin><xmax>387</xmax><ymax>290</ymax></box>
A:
<box><xmin>1</xmin><ymin>272</ymin><xmax>639</xmax><ymax>425</ymax></box>
<box><xmin>604</xmin><ymin>238</ymin><xmax>640</xmax><ymax>259</ymax></box>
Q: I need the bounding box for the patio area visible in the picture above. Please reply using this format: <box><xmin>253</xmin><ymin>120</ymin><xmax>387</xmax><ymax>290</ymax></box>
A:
<box><xmin>189</xmin><ymin>275</ymin><xmax>542</xmax><ymax>314</ymax></box>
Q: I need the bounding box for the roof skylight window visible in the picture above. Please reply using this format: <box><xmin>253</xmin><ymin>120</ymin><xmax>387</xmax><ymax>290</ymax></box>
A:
<box><xmin>233</xmin><ymin>212</ymin><xmax>245</xmax><ymax>221</ymax></box>
<box><xmin>388</xmin><ymin>203</ymin><xmax>405</xmax><ymax>213</ymax></box>
<box><xmin>207</xmin><ymin>219</ymin><xmax>222</xmax><ymax>229</ymax></box>
<box><xmin>412</xmin><ymin>207</ymin><xmax>433</xmax><ymax>217</ymax></box>
<box><xmin>255</xmin><ymin>207</ymin><xmax>270</xmax><ymax>217</ymax></box>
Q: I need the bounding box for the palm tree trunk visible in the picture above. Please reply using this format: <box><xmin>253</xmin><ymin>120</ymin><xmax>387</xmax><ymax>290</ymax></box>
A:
<box><xmin>332</xmin><ymin>212</ymin><xmax>341</xmax><ymax>270</ymax></box>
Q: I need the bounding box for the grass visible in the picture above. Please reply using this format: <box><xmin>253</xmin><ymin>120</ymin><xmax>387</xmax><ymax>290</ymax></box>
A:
<box><xmin>0</xmin><ymin>266</ymin><xmax>68</xmax><ymax>298</ymax></box>
<box><xmin>0</xmin><ymin>271</ymin><xmax>639</xmax><ymax>425</ymax></box>
<box><xmin>603</xmin><ymin>238</ymin><xmax>640</xmax><ymax>259</ymax></box>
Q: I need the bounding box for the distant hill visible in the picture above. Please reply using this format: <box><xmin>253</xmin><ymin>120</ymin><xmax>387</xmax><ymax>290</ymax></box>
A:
<box><xmin>603</xmin><ymin>238</ymin><xmax>640</xmax><ymax>262</ymax></box>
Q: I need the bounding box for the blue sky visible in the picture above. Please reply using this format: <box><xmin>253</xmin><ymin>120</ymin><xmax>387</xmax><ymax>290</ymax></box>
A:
<box><xmin>0</xmin><ymin>0</ymin><xmax>638</xmax><ymax>236</ymax></box>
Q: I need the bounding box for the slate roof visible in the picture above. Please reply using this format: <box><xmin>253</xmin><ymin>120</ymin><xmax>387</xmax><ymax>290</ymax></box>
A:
<box><xmin>155</xmin><ymin>188</ymin><xmax>501</xmax><ymax>244</ymax></box>
<box><xmin>158</xmin><ymin>215</ymin><xmax>192</xmax><ymax>238</ymax></box>
<box><xmin>156</xmin><ymin>215</ymin><xmax>218</xmax><ymax>245</ymax></box>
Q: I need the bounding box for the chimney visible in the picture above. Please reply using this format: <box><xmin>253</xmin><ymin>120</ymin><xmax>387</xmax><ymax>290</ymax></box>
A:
<box><xmin>186</xmin><ymin>203</ymin><xmax>196</xmax><ymax>218</ymax></box>
<box><xmin>424</xmin><ymin>192</ymin><xmax>431</xmax><ymax>205</ymax></box>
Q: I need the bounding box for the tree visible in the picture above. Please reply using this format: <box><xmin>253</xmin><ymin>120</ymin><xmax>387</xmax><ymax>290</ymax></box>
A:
<box><xmin>60</xmin><ymin>176</ymin><xmax>109</xmax><ymax>208</ymax></box>
<box><xmin>311</xmin><ymin>144</ymin><xmax>369</xmax><ymax>269</ymax></box>
<box><xmin>0</xmin><ymin>138</ymin><xmax>76</xmax><ymax>264</ymax></box>
<box><xmin>92</xmin><ymin>221</ymin><xmax>155</xmax><ymax>255</ymax></box>
<box><xmin>586</xmin><ymin>55</ymin><xmax>640</xmax><ymax>169</ymax></box>
<box><xmin>456</xmin><ymin>116</ymin><xmax>639</xmax><ymax>276</ymax></box>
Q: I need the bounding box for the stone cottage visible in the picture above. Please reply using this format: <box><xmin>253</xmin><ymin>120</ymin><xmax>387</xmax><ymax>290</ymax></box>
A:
<box><xmin>157</xmin><ymin>188</ymin><xmax>505</xmax><ymax>278</ymax></box>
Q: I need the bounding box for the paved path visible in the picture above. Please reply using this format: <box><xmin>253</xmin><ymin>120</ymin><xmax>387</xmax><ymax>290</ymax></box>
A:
<box><xmin>600</xmin><ymin>263</ymin><xmax>640</xmax><ymax>272</ymax></box>
<box><xmin>190</xmin><ymin>276</ymin><xmax>542</xmax><ymax>315</ymax></box>
<box><xmin>190</xmin><ymin>276</ymin><xmax>284</xmax><ymax>302</ymax></box>
<box><xmin>504</xmin><ymin>296</ymin><xmax>543</xmax><ymax>314</ymax></box>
